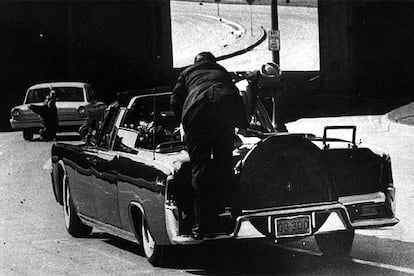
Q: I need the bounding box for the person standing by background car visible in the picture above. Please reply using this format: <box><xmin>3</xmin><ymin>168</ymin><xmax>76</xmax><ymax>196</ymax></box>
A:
<box><xmin>28</xmin><ymin>90</ymin><xmax>58</xmax><ymax>141</ymax></box>
<box><xmin>171</xmin><ymin>52</ymin><xmax>249</xmax><ymax>239</ymax></box>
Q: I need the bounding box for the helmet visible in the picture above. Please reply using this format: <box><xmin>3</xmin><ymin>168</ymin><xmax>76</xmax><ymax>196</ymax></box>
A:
<box><xmin>194</xmin><ymin>51</ymin><xmax>216</xmax><ymax>64</ymax></box>
<box><xmin>259</xmin><ymin>62</ymin><xmax>281</xmax><ymax>79</ymax></box>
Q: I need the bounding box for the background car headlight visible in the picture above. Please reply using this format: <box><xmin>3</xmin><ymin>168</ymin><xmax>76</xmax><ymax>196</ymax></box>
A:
<box><xmin>77</xmin><ymin>106</ymin><xmax>87</xmax><ymax>116</ymax></box>
<box><xmin>11</xmin><ymin>109</ymin><xmax>21</xmax><ymax>119</ymax></box>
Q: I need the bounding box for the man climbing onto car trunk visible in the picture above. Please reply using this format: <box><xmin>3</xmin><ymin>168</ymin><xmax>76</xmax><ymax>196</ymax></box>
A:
<box><xmin>171</xmin><ymin>52</ymin><xmax>249</xmax><ymax>239</ymax></box>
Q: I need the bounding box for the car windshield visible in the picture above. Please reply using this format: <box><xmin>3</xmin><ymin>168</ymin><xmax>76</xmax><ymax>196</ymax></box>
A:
<box><xmin>25</xmin><ymin>87</ymin><xmax>84</xmax><ymax>103</ymax></box>
<box><xmin>114</xmin><ymin>94</ymin><xmax>179</xmax><ymax>151</ymax></box>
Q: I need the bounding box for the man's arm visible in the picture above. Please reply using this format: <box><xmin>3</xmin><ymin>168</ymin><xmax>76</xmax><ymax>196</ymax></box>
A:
<box><xmin>28</xmin><ymin>103</ymin><xmax>48</xmax><ymax>117</ymax></box>
<box><xmin>170</xmin><ymin>72</ymin><xmax>188</xmax><ymax>120</ymax></box>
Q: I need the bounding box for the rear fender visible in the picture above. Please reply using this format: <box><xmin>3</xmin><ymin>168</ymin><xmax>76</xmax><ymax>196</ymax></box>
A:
<box><xmin>53</xmin><ymin>160</ymin><xmax>66</xmax><ymax>205</ymax></box>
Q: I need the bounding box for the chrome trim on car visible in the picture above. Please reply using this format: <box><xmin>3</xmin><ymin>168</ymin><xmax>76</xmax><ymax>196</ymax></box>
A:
<box><xmin>164</xmin><ymin>175</ymin><xmax>182</xmax><ymax>244</ymax></box>
<box><xmin>339</xmin><ymin>192</ymin><xmax>386</xmax><ymax>205</ymax></box>
<box><xmin>240</xmin><ymin>201</ymin><xmax>347</xmax><ymax>216</ymax></box>
<box><xmin>79</xmin><ymin>214</ymin><xmax>138</xmax><ymax>244</ymax></box>
<box><xmin>339</xmin><ymin>190</ymin><xmax>399</xmax><ymax>228</ymax></box>
<box><xmin>127</xmin><ymin>201</ymin><xmax>148</xmax><ymax>243</ymax></box>
<box><xmin>351</xmin><ymin>217</ymin><xmax>399</xmax><ymax>228</ymax></box>
<box><xmin>314</xmin><ymin>211</ymin><xmax>347</xmax><ymax>234</ymax></box>
<box><xmin>129</xmin><ymin>201</ymin><xmax>146</xmax><ymax>216</ymax></box>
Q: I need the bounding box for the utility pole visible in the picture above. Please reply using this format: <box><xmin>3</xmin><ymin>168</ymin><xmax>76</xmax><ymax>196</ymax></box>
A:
<box><xmin>246</xmin><ymin>0</ymin><xmax>254</xmax><ymax>36</ymax></box>
<box><xmin>270</xmin><ymin>0</ymin><xmax>280</xmax><ymax>128</ymax></box>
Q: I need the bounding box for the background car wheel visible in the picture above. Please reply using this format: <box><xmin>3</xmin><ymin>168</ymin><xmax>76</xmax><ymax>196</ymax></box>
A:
<box><xmin>23</xmin><ymin>129</ymin><xmax>33</xmax><ymax>141</ymax></box>
<box><xmin>63</xmin><ymin>175</ymin><xmax>92</xmax><ymax>237</ymax></box>
<box><xmin>315</xmin><ymin>229</ymin><xmax>355</xmax><ymax>257</ymax></box>
<box><xmin>141</xmin><ymin>217</ymin><xmax>168</xmax><ymax>267</ymax></box>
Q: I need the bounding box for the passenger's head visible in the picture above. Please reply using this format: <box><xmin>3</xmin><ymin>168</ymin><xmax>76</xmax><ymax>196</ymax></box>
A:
<box><xmin>256</xmin><ymin>62</ymin><xmax>282</xmax><ymax>97</ymax></box>
<box><xmin>259</xmin><ymin>62</ymin><xmax>281</xmax><ymax>79</ymax></box>
<box><xmin>194</xmin><ymin>52</ymin><xmax>216</xmax><ymax>64</ymax></box>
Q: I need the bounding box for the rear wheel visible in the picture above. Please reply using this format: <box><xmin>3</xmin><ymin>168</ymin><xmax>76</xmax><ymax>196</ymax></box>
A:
<box><xmin>23</xmin><ymin>129</ymin><xmax>33</xmax><ymax>141</ymax></box>
<box><xmin>315</xmin><ymin>230</ymin><xmax>355</xmax><ymax>257</ymax></box>
<box><xmin>63</xmin><ymin>174</ymin><xmax>92</xmax><ymax>237</ymax></box>
<box><xmin>141</xmin><ymin>216</ymin><xmax>168</xmax><ymax>266</ymax></box>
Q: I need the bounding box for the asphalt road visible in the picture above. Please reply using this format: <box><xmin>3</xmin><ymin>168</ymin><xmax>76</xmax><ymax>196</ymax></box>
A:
<box><xmin>171</xmin><ymin>1</ymin><xmax>319</xmax><ymax>71</ymax></box>
<box><xmin>1</xmin><ymin>126</ymin><xmax>414</xmax><ymax>275</ymax></box>
<box><xmin>1</xmin><ymin>1</ymin><xmax>414</xmax><ymax>275</ymax></box>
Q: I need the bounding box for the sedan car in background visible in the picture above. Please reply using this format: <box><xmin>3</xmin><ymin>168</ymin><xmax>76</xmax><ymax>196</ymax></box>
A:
<box><xmin>50</xmin><ymin>87</ymin><xmax>398</xmax><ymax>267</ymax></box>
<box><xmin>10</xmin><ymin>82</ymin><xmax>106</xmax><ymax>140</ymax></box>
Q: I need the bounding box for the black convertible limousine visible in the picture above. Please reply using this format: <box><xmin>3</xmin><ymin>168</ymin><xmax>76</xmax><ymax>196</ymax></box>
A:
<box><xmin>51</xmin><ymin>86</ymin><xmax>398</xmax><ymax>266</ymax></box>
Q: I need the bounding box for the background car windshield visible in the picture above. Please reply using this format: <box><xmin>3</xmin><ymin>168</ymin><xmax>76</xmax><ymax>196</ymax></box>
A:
<box><xmin>25</xmin><ymin>87</ymin><xmax>84</xmax><ymax>103</ymax></box>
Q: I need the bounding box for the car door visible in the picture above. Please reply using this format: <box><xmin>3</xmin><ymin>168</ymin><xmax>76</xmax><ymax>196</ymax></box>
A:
<box><xmin>114</xmin><ymin>94</ymin><xmax>171</xmax><ymax>234</ymax></box>
<box><xmin>84</xmin><ymin>106</ymin><xmax>125</xmax><ymax>227</ymax></box>
<box><xmin>70</xmin><ymin>146</ymin><xmax>99</xmax><ymax>219</ymax></box>
<box><xmin>117</xmin><ymin>148</ymin><xmax>167</xmax><ymax>234</ymax></box>
<box><xmin>89</xmin><ymin>149</ymin><xmax>120</xmax><ymax>227</ymax></box>
<box><xmin>72</xmin><ymin>105</ymin><xmax>123</xmax><ymax>225</ymax></box>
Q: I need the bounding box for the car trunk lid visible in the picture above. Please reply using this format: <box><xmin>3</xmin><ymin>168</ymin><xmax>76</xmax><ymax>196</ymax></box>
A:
<box><xmin>235</xmin><ymin>135</ymin><xmax>335</xmax><ymax>211</ymax></box>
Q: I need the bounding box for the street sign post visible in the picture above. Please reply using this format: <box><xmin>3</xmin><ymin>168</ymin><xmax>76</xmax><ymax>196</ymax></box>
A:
<box><xmin>215</xmin><ymin>0</ymin><xmax>220</xmax><ymax>17</ymax></box>
<box><xmin>270</xmin><ymin>0</ymin><xmax>279</xmax><ymax>65</ymax></box>
<box><xmin>268</xmin><ymin>29</ymin><xmax>280</xmax><ymax>51</ymax></box>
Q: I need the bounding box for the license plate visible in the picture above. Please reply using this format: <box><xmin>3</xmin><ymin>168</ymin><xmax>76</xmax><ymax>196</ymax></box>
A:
<box><xmin>275</xmin><ymin>215</ymin><xmax>311</xmax><ymax>238</ymax></box>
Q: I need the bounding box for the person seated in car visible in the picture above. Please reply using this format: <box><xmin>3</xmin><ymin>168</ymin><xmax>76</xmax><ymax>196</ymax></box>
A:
<box><xmin>134</xmin><ymin>111</ymin><xmax>175</xmax><ymax>149</ymax></box>
<box><xmin>244</xmin><ymin>62</ymin><xmax>288</xmax><ymax>132</ymax></box>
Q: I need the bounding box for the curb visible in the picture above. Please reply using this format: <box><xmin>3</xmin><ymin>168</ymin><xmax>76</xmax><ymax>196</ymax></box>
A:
<box><xmin>380</xmin><ymin>114</ymin><xmax>414</xmax><ymax>137</ymax></box>
<box><xmin>215</xmin><ymin>25</ymin><xmax>266</xmax><ymax>62</ymax></box>
<box><xmin>176</xmin><ymin>15</ymin><xmax>267</xmax><ymax>70</ymax></box>
<box><xmin>199</xmin><ymin>14</ymin><xmax>245</xmax><ymax>37</ymax></box>
<box><xmin>197</xmin><ymin>14</ymin><xmax>267</xmax><ymax>62</ymax></box>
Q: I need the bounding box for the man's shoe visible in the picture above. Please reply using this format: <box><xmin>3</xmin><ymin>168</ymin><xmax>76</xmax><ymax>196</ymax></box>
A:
<box><xmin>275</xmin><ymin>125</ymin><xmax>288</xmax><ymax>132</ymax></box>
<box><xmin>191</xmin><ymin>224</ymin><xmax>204</xmax><ymax>240</ymax></box>
<box><xmin>204</xmin><ymin>232</ymin><xmax>219</xmax><ymax>239</ymax></box>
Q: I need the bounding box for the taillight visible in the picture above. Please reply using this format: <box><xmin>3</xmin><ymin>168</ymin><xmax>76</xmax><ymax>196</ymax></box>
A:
<box><xmin>385</xmin><ymin>186</ymin><xmax>396</xmax><ymax>217</ymax></box>
<box><xmin>77</xmin><ymin>106</ymin><xmax>87</xmax><ymax>116</ymax></box>
<box><xmin>11</xmin><ymin>109</ymin><xmax>21</xmax><ymax>119</ymax></box>
<box><xmin>382</xmin><ymin>155</ymin><xmax>396</xmax><ymax>216</ymax></box>
<box><xmin>166</xmin><ymin>175</ymin><xmax>176</xmax><ymax>203</ymax></box>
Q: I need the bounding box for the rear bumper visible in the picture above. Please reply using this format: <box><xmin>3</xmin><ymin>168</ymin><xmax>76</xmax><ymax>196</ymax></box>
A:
<box><xmin>168</xmin><ymin>193</ymin><xmax>399</xmax><ymax>245</ymax></box>
<box><xmin>10</xmin><ymin>119</ymin><xmax>42</xmax><ymax>129</ymax></box>
<box><xmin>351</xmin><ymin>217</ymin><xmax>399</xmax><ymax>228</ymax></box>
<box><xmin>235</xmin><ymin>202</ymin><xmax>351</xmax><ymax>239</ymax></box>
<box><xmin>168</xmin><ymin>202</ymin><xmax>352</xmax><ymax>245</ymax></box>
<box><xmin>339</xmin><ymin>190</ymin><xmax>399</xmax><ymax>229</ymax></box>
